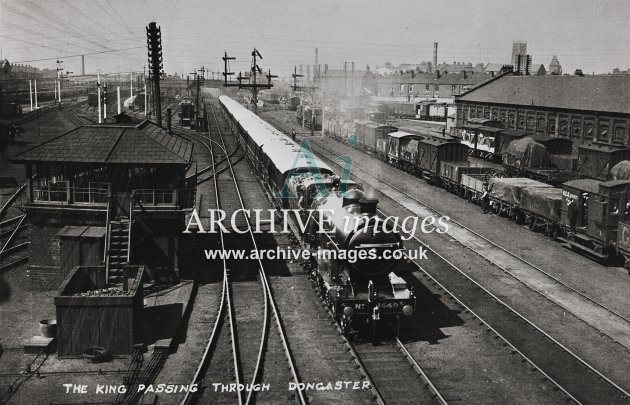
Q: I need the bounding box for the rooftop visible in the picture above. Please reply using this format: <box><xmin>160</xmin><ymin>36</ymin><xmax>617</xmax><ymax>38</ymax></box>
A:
<box><xmin>456</xmin><ymin>74</ymin><xmax>630</xmax><ymax>114</ymax></box>
<box><xmin>13</xmin><ymin>120</ymin><xmax>193</xmax><ymax>165</ymax></box>
<box><xmin>383</xmin><ymin>71</ymin><xmax>489</xmax><ymax>85</ymax></box>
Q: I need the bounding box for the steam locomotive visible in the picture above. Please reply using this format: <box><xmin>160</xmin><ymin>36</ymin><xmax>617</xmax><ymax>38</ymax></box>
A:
<box><xmin>219</xmin><ymin>95</ymin><xmax>416</xmax><ymax>341</ymax></box>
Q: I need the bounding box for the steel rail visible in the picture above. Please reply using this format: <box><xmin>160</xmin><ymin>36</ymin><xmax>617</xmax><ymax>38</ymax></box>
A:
<box><xmin>0</xmin><ymin>183</ymin><xmax>26</xmax><ymax>218</ymax></box>
<box><xmin>0</xmin><ymin>215</ymin><xmax>26</xmax><ymax>257</ymax></box>
<box><xmin>303</xmin><ymin>129</ymin><xmax>630</xmax><ymax>327</ymax></box>
<box><xmin>299</xmin><ymin>129</ymin><xmax>627</xmax><ymax>402</ymax></box>
<box><xmin>210</xmin><ymin>103</ymin><xmax>308</xmax><ymax>405</ymax></box>
<box><xmin>179</xmin><ymin>116</ymin><xmax>242</xmax><ymax>405</ymax></box>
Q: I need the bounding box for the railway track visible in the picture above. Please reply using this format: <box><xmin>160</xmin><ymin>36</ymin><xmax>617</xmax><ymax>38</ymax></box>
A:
<box><xmin>300</xmin><ymin>133</ymin><xmax>630</xmax><ymax>340</ymax></box>
<box><xmin>0</xmin><ymin>347</ymin><xmax>49</xmax><ymax>405</ymax></box>
<box><xmin>307</xmin><ymin>267</ymin><xmax>447</xmax><ymax>405</ymax></box>
<box><xmin>259</xmin><ymin>111</ymin><xmax>630</xmax><ymax>328</ymax></box>
<box><xmin>180</xmin><ymin>101</ymin><xmax>307</xmax><ymax>404</ymax></box>
<box><xmin>219</xmin><ymin>105</ymin><xmax>446</xmax><ymax>404</ymax></box>
<box><xmin>0</xmin><ymin>184</ymin><xmax>28</xmax><ymax>274</ymax></box>
<box><xmin>261</xmin><ymin>111</ymin><xmax>630</xmax><ymax>404</ymax></box>
<box><xmin>63</xmin><ymin>100</ymin><xmax>96</xmax><ymax>126</ymax></box>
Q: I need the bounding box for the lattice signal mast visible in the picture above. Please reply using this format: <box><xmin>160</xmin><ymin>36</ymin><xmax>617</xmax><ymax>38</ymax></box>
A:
<box><xmin>146</xmin><ymin>21</ymin><xmax>163</xmax><ymax>126</ymax></box>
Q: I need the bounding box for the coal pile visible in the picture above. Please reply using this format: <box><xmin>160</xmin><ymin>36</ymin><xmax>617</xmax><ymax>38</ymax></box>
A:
<box><xmin>73</xmin><ymin>287</ymin><xmax>131</xmax><ymax>297</ymax></box>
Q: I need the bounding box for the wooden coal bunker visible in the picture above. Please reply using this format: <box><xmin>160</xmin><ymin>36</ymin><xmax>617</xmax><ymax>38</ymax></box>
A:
<box><xmin>54</xmin><ymin>265</ymin><xmax>144</xmax><ymax>357</ymax></box>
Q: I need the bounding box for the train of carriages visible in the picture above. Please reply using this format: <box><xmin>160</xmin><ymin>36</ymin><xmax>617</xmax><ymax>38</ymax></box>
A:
<box><xmin>178</xmin><ymin>98</ymin><xmax>196</xmax><ymax>128</ymax></box>
<box><xmin>218</xmin><ymin>95</ymin><xmax>416</xmax><ymax>342</ymax></box>
<box><xmin>325</xmin><ymin>120</ymin><xmax>630</xmax><ymax>269</ymax></box>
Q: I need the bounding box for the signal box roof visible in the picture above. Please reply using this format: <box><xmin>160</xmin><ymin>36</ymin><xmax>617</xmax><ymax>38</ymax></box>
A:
<box><xmin>13</xmin><ymin>120</ymin><xmax>193</xmax><ymax>165</ymax></box>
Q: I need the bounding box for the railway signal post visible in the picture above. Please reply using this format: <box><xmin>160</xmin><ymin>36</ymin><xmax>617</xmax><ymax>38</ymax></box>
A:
<box><xmin>292</xmin><ymin>65</ymin><xmax>319</xmax><ymax>134</ymax></box>
<box><xmin>222</xmin><ymin>48</ymin><xmax>275</xmax><ymax>113</ymax></box>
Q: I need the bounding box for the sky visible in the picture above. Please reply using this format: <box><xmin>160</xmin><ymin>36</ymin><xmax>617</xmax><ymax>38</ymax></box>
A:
<box><xmin>1</xmin><ymin>0</ymin><xmax>629</xmax><ymax>79</ymax></box>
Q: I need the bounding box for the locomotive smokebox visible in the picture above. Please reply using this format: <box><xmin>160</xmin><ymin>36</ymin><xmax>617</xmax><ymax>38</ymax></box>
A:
<box><xmin>359</xmin><ymin>198</ymin><xmax>379</xmax><ymax>215</ymax></box>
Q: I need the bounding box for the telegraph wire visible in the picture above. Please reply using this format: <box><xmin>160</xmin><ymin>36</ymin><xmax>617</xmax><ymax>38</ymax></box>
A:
<box><xmin>10</xmin><ymin>46</ymin><xmax>146</xmax><ymax>64</ymax></box>
<box><xmin>60</xmin><ymin>0</ymin><xmax>131</xmax><ymax>43</ymax></box>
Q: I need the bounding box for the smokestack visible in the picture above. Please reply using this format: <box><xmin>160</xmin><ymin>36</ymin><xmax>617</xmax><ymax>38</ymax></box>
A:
<box><xmin>81</xmin><ymin>55</ymin><xmax>85</xmax><ymax>76</ymax></box>
<box><xmin>359</xmin><ymin>198</ymin><xmax>379</xmax><ymax>216</ymax></box>
<box><xmin>344</xmin><ymin>62</ymin><xmax>347</xmax><ymax>96</ymax></box>
<box><xmin>351</xmin><ymin>61</ymin><xmax>355</xmax><ymax>96</ymax></box>
<box><xmin>433</xmin><ymin>42</ymin><xmax>438</xmax><ymax>72</ymax></box>
<box><xmin>315</xmin><ymin>48</ymin><xmax>318</xmax><ymax>75</ymax></box>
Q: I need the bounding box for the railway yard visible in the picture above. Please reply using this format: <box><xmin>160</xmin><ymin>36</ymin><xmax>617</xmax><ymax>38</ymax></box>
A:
<box><xmin>1</xmin><ymin>3</ymin><xmax>630</xmax><ymax>404</ymax></box>
<box><xmin>0</xmin><ymin>89</ymin><xmax>628</xmax><ymax>404</ymax></box>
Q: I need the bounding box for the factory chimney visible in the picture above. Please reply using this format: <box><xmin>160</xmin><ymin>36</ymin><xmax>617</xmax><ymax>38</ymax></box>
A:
<box><xmin>315</xmin><ymin>48</ymin><xmax>319</xmax><ymax>82</ymax></box>
<box><xmin>344</xmin><ymin>62</ymin><xmax>347</xmax><ymax>96</ymax></box>
<box><xmin>351</xmin><ymin>61</ymin><xmax>355</xmax><ymax>96</ymax></box>
<box><xmin>433</xmin><ymin>42</ymin><xmax>438</xmax><ymax>72</ymax></box>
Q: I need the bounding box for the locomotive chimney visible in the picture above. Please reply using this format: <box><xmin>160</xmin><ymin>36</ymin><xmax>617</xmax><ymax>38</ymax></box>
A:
<box><xmin>342</xmin><ymin>189</ymin><xmax>365</xmax><ymax>210</ymax></box>
<box><xmin>359</xmin><ymin>198</ymin><xmax>378</xmax><ymax>215</ymax></box>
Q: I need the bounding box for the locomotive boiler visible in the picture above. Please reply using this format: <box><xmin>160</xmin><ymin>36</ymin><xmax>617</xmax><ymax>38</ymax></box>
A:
<box><xmin>302</xmin><ymin>185</ymin><xmax>416</xmax><ymax>341</ymax></box>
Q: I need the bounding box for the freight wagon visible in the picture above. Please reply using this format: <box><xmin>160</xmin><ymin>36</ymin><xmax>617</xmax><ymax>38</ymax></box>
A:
<box><xmin>387</xmin><ymin>131</ymin><xmax>469</xmax><ymax>183</ymax></box>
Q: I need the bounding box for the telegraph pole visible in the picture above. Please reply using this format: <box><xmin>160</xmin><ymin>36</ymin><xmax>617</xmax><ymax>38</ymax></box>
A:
<box><xmin>146</xmin><ymin>21</ymin><xmax>164</xmax><ymax>127</ymax></box>
<box><xmin>197</xmin><ymin>66</ymin><xmax>205</xmax><ymax>113</ymax></box>
<box><xmin>97</xmin><ymin>68</ymin><xmax>102</xmax><ymax>124</ymax></box>
<box><xmin>223</xmin><ymin>48</ymin><xmax>275</xmax><ymax>112</ymax></box>
<box><xmin>56</xmin><ymin>59</ymin><xmax>63</xmax><ymax>104</ymax></box>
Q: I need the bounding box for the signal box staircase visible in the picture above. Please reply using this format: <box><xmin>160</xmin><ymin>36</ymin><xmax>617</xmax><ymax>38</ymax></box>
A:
<box><xmin>106</xmin><ymin>217</ymin><xmax>131</xmax><ymax>284</ymax></box>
